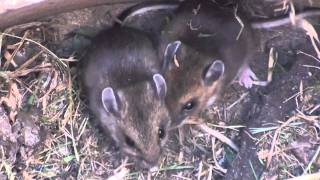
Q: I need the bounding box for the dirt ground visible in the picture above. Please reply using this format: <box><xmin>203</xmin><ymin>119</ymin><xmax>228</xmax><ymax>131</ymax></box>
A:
<box><xmin>0</xmin><ymin>2</ymin><xmax>320</xmax><ymax>180</ymax></box>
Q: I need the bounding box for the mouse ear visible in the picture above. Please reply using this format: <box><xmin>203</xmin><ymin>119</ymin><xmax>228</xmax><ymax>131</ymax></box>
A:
<box><xmin>101</xmin><ymin>87</ymin><xmax>121</xmax><ymax>116</ymax></box>
<box><xmin>153</xmin><ymin>73</ymin><xmax>167</xmax><ymax>100</ymax></box>
<box><xmin>202</xmin><ymin>60</ymin><xmax>225</xmax><ymax>86</ymax></box>
<box><xmin>162</xmin><ymin>41</ymin><xmax>181</xmax><ymax>71</ymax></box>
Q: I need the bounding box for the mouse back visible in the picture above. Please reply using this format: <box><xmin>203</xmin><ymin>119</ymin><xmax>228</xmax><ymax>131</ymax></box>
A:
<box><xmin>81</xmin><ymin>27</ymin><xmax>160</xmax><ymax>88</ymax></box>
<box><xmin>81</xmin><ymin>26</ymin><xmax>170</xmax><ymax>168</ymax></box>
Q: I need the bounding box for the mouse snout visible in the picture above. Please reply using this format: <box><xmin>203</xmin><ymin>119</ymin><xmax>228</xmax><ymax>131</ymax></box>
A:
<box><xmin>139</xmin><ymin>146</ymin><xmax>161</xmax><ymax>168</ymax></box>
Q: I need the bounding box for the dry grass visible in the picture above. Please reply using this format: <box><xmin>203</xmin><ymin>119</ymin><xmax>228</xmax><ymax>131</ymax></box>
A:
<box><xmin>255</xmin><ymin>104</ymin><xmax>320</xmax><ymax>178</ymax></box>
<box><xmin>0</xmin><ymin>2</ymin><xmax>320</xmax><ymax>179</ymax></box>
<box><xmin>0</xmin><ymin>24</ymin><xmax>241</xmax><ymax>180</ymax></box>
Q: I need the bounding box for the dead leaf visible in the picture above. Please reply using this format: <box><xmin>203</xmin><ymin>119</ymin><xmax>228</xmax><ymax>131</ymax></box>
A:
<box><xmin>0</xmin><ymin>82</ymin><xmax>23</xmax><ymax>122</ymax></box>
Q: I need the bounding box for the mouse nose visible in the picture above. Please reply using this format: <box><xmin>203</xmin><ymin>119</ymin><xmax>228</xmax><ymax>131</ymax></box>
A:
<box><xmin>141</xmin><ymin>146</ymin><xmax>161</xmax><ymax>167</ymax></box>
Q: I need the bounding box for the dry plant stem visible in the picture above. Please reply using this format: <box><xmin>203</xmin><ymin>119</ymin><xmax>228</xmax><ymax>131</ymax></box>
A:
<box><xmin>178</xmin><ymin>127</ymin><xmax>185</xmax><ymax>146</ymax></box>
<box><xmin>197</xmin><ymin>161</ymin><xmax>203</xmax><ymax>180</ymax></box>
<box><xmin>15</xmin><ymin>50</ymin><xmax>44</xmax><ymax>71</ymax></box>
<box><xmin>0</xmin><ymin>0</ymin><xmax>143</xmax><ymax>30</ymax></box>
<box><xmin>1</xmin><ymin>32</ymin><xmax>67</xmax><ymax>67</ymax></box>
<box><xmin>282</xmin><ymin>87</ymin><xmax>313</xmax><ymax>104</ymax></box>
<box><xmin>298</xmin><ymin>20</ymin><xmax>320</xmax><ymax>58</ymax></box>
<box><xmin>0</xmin><ymin>33</ymin><xmax>3</xmax><ymax>58</ymax></box>
<box><xmin>0</xmin><ymin>71</ymin><xmax>10</xmax><ymax>80</ymax></box>
<box><xmin>211</xmin><ymin>138</ymin><xmax>227</xmax><ymax>173</ymax></box>
<box><xmin>196</xmin><ymin>123</ymin><xmax>239</xmax><ymax>152</ymax></box>
<box><xmin>297</xmin><ymin>111</ymin><xmax>319</xmax><ymax>121</ymax></box>
<box><xmin>207</xmin><ymin>165</ymin><xmax>213</xmax><ymax>180</ymax></box>
<box><xmin>266</xmin><ymin>116</ymin><xmax>299</xmax><ymax>168</ymax></box>
<box><xmin>302</xmin><ymin>64</ymin><xmax>320</xmax><ymax>70</ymax></box>
<box><xmin>4</xmin><ymin>31</ymin><xmax>29</xmax><ymax>69</ymax></box>
<box><xmin>259</xmin><ymin>145</ymin><xmax>311</xmax><ymax>159</ymax></box>
<box><xmin>267</xmin><ymin>47</ymin><xmax>276</xmax><ymax>83</ymax></box>
<box><xmin>147</xmin><ymin>172</ymin><xmax>152</xmax><ymax>180</ymax></box>
<box><xmin>226</xmin><ymin>92</ymin><xmax>249</xmax><ymax>110</ymax></box>
<box><xmin>234</xmin><ymin>7</ymin><xmax>244</xmax><ymax>40</ymax></box>
<box><xmin>10</xmin><ymin>64</ymin><xmax>52</xmax><ymax>78</ymax></box>
<box><xmin>297</xmin><ymin>50</ymin><xmax>320</xmax><ymax>63</ymax></box>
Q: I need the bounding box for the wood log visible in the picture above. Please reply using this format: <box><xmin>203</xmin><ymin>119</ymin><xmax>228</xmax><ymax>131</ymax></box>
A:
<box><xmin>0</xmin><ymin>0</ymin><xmax>142</xmax><ymax>30</ymax></box>
<box><xmin>1</xmin><ymin>0</ymin><xmax>320</xmax><ymax>30</ymax></box>
<box><xmin>239</xmin><ymin>0</ymin><xmax>320</xmax><ymax>20</ymax></box>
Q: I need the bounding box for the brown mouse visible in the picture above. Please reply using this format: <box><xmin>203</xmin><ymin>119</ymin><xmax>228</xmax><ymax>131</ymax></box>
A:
<box><xmin>119</xmin><ymin>1</ymin><xmax>320</xmax><ymax>127</ymax></box>
<box><xmin>119</xmin><ymin>1</ymin><xmax>320</xmax><ymax>31</ymax></box>
<box><xmin>80</xmin><ymin>26</ymin><xmax>170</xmax><ymax>168</ymax></box>
<box><xmin>118</xmin><ymin>0</ymin><xmax>258</xmax><ymax>127</ymax></box>
<box><xmin>158</xmin><ymin>0</ymin><xmax>258</xmax><ymax>127</ymax></box>
<box><xmin>160</xmin><ymin>0</ymin><xmax>320</xmax><ymax>126</ymax></box>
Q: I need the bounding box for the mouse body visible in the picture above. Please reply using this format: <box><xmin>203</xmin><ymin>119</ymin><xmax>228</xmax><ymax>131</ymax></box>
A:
<box><xmin>118</xmin><ymin>0</ymin><xmax>320</xmax><ymax>127</ymax></box>
<box><xmin>118</xmin><ymin>0</ymin><xmax>258</xmax><ymax>127</ymax></box>
<box><xmin>159</xmin><ymin>0</ymin><xmax>320</xmax><ymax>126</ymax></box>
<box><xmin>119</xmin><ymin>1</ymin><xmax>320</xmax><ymax>31</ymax></box>
<box><xmin>158</xmin><ymin>0</ymin><xmax>257</xmax><ymax>126</ymax></box>
<box><xmin>80</xmin><ymin>26</ymin><xmax>170</xmax><ymax>168</ymax></box>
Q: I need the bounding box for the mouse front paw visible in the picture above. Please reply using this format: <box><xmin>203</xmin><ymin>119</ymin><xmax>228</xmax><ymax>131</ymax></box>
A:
<box><xmin>237</xmin><ymin>66</ymin><xmax>258</xmax><ymax>89</ymax></box>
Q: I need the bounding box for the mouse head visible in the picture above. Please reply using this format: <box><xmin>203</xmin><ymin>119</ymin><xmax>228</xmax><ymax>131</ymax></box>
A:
<box><xmin>99</xmin><ymin>73</ymin><xmax>170</xmax><ymax>168</ymax></box>
<box><xmin>162</xmin><ymin>41</ymin><xmax>226</xmax><ymax>127</ymax></box>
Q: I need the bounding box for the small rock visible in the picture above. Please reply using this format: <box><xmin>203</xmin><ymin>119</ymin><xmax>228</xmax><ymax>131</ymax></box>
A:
<box><xmin>15</xmin><ymin>110</ymin><xmax>41</xmax><ymax>147</ymax></box>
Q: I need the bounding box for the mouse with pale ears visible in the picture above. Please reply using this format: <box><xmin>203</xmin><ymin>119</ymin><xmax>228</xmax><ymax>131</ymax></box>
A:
<box><xmin>158</xmin><ymin>0</ymin><xmax>258</xmax><ymax>127</ymax></box>
<box><xmin>99</xmin><ymin>73</ymin><xmax>169</xmax><ymax>168</ymax></box>
<box><xmin>81</xmin><ymin>26</ymin><xmax>170</xmax><ymax>168</ymax></box>
<box><xmin>162</xmin><ymin>40</ymin><xmax>227</xmax><ymax>127</ymax></box>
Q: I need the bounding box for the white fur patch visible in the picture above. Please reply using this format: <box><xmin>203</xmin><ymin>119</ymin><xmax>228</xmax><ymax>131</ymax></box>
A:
<box><xmin>206</xmin><ymin>95</ymin><xmax>217</xmax><ymax>107</ymax></box>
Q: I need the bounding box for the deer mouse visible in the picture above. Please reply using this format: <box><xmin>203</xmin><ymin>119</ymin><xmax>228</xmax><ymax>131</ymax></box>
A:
<box><xmin>118</xmin><ymin>0</ymin><xmax>320</xmax><ymax>127</ymax></box>
<box><xmin>119</xmin><ymin>1</ymin><xmax>320</xmax><ymax>31</ymax></box>
<box><xmin>80</xmin><ymin>26</ymin><xmax>170</xmax><ymax>168</ymax></box>
<box><xmin>159</xmin><ymin>0</ymin><xmax>320</xmax><ymax>126</ymax></box>
<box><xmin>118</xmin><ymin>0</ymin><xmax>258</xmax><ymax>127</ymax></box>
<box><xmin>159</xmin><ymin>0</ymin><xmax>258</xmax><ymax>126</ymax></box>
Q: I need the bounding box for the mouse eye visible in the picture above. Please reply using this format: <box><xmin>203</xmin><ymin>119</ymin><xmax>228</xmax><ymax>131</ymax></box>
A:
<box><xmin>125</xmin><ymin>135</ymin><xmax>135</xmax><ymax>147</ymax></box>
<box><xmin>158</xmin><ymin>128</ymin><xmax>166</xmax><ymax>139</ymax></box>
<box><xmin>182</xmin><ymin>100</ymin><xmax>197</xmax><ymax>112</ymax></box>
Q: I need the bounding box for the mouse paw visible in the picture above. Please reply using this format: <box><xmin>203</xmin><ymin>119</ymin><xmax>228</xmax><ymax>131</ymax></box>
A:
<box><xmin>237</xmin><ymin>66</ymin><xmax>258</xmax><ymax>89</ymax></box>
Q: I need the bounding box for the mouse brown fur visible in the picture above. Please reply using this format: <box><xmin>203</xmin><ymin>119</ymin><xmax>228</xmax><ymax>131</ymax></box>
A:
<box><xmin>80</xmin><ymin>26</ymin><xmax>170</xmax><ymax>168</ymax></box>
<box><xmin>159</xmin><ymin>0</ymin><xmax>258</xmax><ymax>126</ymax></box>
<box><xmin>120</xmin><ymin>0</ymin><xmax>320</xmax><ymax>127</ymax></box>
